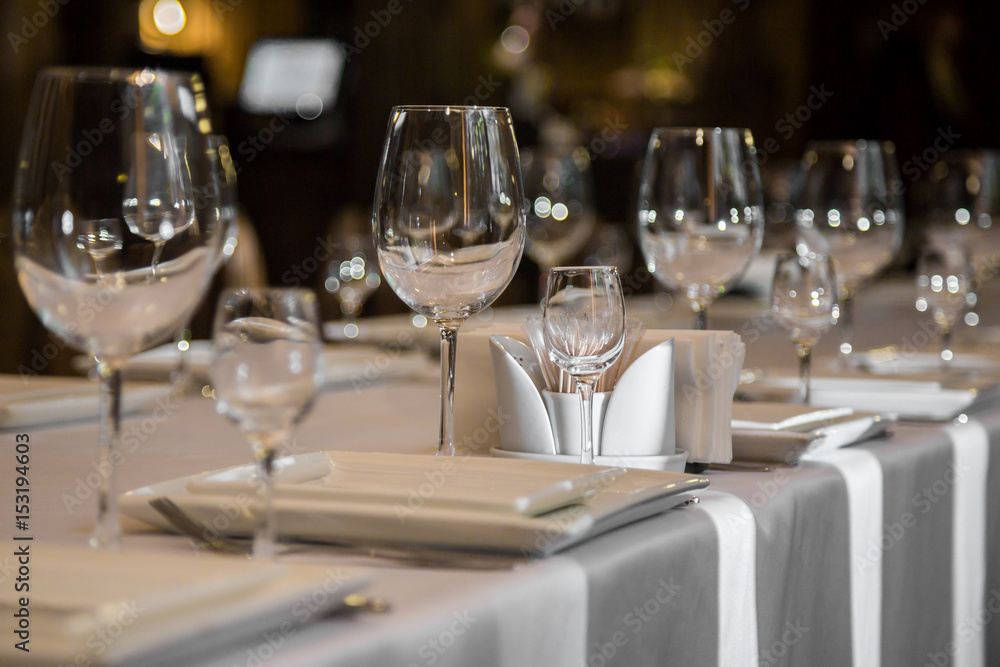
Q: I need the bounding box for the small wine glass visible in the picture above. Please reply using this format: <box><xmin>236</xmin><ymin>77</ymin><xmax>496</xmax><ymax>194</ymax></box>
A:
<box><xmin>325</xmin><ymin>233</ymin><xmax>381</xmax><ymax>338</ymax></box>
<box><xmin>211</xmin><ymin>288</ymin><xmax>321</xmax><ymax>559</ymax></box>
<box><xmin>373</xmin><ymin>105</ymin><xmax>526</xmax><ymax>456</ymax></box>
<box><xmin>542</xmin><ymin>266</ymin><xmax>626</xmax><ymax>464</ymax></box>
<box><xmin>521</xmin><ymin>119</ymin><xmax>597</xmax><ymax>278</ymax></box>
<box><xmin>771</xmin><ymin>253</ymin><xmax>838</xmax><ymax>403</ymax></box>
<box><xmin>795</xmin><ymin>140</ymin><xmax>904</xmax><ymax>359</ymax></box>
<box><xmin>915</xmin><ymin>243</ymin><xmax>972</xmax><ymax>367</ymax></box>
<box><xmin>637</xmin><ymin>127</ymin><xmax>765</xmax><ymax>329</ymax></box>
<box><xmin>924</xmin><ymin>149</ymin><xmax>1000</xmax><ymax>329</ymax></box>
<box><xmin>12</xmin><ymin>68</ymin><xmax>222</xmax><ymax>549</ymax></box>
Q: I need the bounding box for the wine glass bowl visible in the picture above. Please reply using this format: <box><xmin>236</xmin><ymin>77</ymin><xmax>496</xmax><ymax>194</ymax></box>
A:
<box><xmin>542</xmin><ymin>266</ymin><xmax>625</xmax><ymax>464</ymax></box>
<box><xmin>771</xmin><ymin>252</ymin><xmax>838</xmax><ymax>403</ymax></box>
<box><xmin>637</xmin><ymin>127</ymin><xmax>764</xmax><ymax>329</ymax></box>
<box><xmin>521</xmin><ymin>141</ymin><xmax>596</xmax><ymax>271</ymax></box>
<box><xmin>795</xmin><ymin>139</ymin><xmax>904</xmax><ymax>356</ymax></box>
<box><xmin>211</xmin><ymin>288</ymin><xmax>321</xmax><ymax>559</ymax></box>
<box><xmin>373</xmin><ymin>105</ymin><xmax>526</xmax><ymax>455</ymax></box>
<box><xmin>915</xmin><ymin>243</ymin><xmax>972</xmax><ymax>365</ymax></box>
<box><xmin>12</xmin><ymin>67</ymin><xmax>222</xmax><ymax>547</ymax></box>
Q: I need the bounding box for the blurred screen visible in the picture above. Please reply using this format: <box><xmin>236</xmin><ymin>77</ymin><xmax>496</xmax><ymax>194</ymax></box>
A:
<box><xmin>239</xmin><ymin>39</ymin><xmax>345</xmax><ymax>116</ymax></box>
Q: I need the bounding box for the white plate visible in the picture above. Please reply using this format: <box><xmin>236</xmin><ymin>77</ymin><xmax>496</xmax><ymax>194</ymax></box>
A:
<box><xmin>121</xmin><ymin>451</ymin><xmax>709</xmax><ymax>556</ymax></box>
<box><xmin>188</xmin><ymin>451</ymin><xmax>628</xmax><ymax>517</ymax></box>
<box><xmin>740</xmin><ymin>374</ymin><xmax>999</xmax><ymax>421</ymax></box>
<box><xmin>731</xmin><ymin>402</ymin><xmax>894</xmax><ymax>464</ymax></box>
<box><xmin>490</xmin><ymin>447</ymin><xmax>689</xmax><ymax>472</ymax></box>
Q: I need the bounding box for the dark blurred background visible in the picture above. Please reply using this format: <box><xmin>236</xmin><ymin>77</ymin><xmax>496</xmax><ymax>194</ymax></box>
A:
<box><xmin>2</xmin><ymin>0</ymin><xmax>999</xmax><ymax>374</ymax></box>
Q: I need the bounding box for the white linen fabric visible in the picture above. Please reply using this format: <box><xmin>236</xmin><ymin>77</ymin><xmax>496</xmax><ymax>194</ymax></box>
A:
<box><xmin>699</xmin><ymin>491</ymin><xmax>760</xmax><ymax>667</ymax></box>
<box><xmin>945</xmin><ymin>419</ymin><xmax>990</xmax><ymax>667</ymax></box>
<box><xmin>808</xmin><ymin>448</ymin><xmax>884</xmax><ymax>667</ymax></box>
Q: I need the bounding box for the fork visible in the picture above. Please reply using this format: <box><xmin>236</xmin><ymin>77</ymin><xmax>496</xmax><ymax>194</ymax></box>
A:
<box><xmin>148</xmin><ymin>496</ymin><xmax>523</xmax><ymax>570</ymax></box>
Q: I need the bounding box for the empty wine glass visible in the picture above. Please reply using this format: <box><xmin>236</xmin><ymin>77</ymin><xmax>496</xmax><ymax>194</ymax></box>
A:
<box><xmin>325</xmin><ymin>233</ymin><xmax>381</xmax><ymax>338</ymax></box>
<box><xmin>521</xmin><ymin>118</ymin><xmax>597</xmax><ymax>276</ymax></box>
<box><xmin>771</xmin><ymin>253</ymin><xmax>838</xmax><ymax>403</ymax></box>
<box><xmin>211</xmin><ymin>288</ymin><xmax>321</xmax><ymax>559</ymax></box>
<box><xmin>172</xmin><ymin>135</ymin><xmax>239</xmax><ymax>390</ymax></box>
<box><xmin>637</xmin><ymin>127</ymin><xmax>764</xmax><ymax>329</ymax></box>
<box><xmin>915</xmin><ymin>243</ymin><xmax>972</xmax><ymax>367</ymax></box>
<box><xmin>12</xmin><ymin>67</ymin><xmax>223</xmax><ymax>549</ymax></box>
<box><xmin>542</xmin><ymin>266</ymin><xmax>625</xmax><ymax>464</ymax></box>
<box><xmin>373</xmin><ymin>105</ymin><xmax>525</xmax><ymax>456</ymax></box>
<box><xmin>924</xmin><ymin>150</ymin><xmax>1000</xmax><ymax>329</ymax></box>
<box><xmin>795</xmin><ymin>140</ymin><xmax>904</xmax><ymax>358</ymax></box>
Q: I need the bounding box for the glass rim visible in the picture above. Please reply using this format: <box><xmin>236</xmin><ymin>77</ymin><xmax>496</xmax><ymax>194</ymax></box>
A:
<box><xmin>220</xmin><ymin>286</ymin><xmax>317</xmax><ymax>300</ymax></box>
<box><xmin>805</xmin><ymin>139</ymin><xmax>891</xmax><ymax>151</ymax></box>
<box><xmin>548</xmin><ymin>265</ymin><xmax>620</xmax><ymax>273</ymax></box>
<box><xmin>776</xmin><ymin>251</ymin><xmax>833</xmax><ymax>263</ymax></box>
<box><xmin>36</xmin><ymin>66</ymin><xmax>200</xmax><ymax>84</ymax></box>
<box><xmin>649</xmin><ymin>126</ymin><xmax>752</xmax><ymax>135</ymax></box>
<box><xmin>391</xmin><ymin>104</ymin><xmax>511</xmax><ymax>113</ymax></box>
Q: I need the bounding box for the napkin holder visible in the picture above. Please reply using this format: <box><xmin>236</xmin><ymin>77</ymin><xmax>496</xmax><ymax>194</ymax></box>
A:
<box><xmin>489</xmin><ymin>335</ymin><xmax>676</xmax><ymax>457</ymax></box>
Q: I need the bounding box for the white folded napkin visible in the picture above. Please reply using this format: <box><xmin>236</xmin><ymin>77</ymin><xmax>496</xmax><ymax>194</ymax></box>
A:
<box><xmin>730</xmin><ymin>402</ymin><xmax>891</xmax><ymax>463</ymax></box>
<box><xmin>743</xmin><ymin>374</ymin><xmax>1000</xmax><ymax>421</ymax></box>
<box><xmin>86</xmin><ymin>341</ymin><xmax>434</xmax><ymax>389</ymax></box>
<box><xmin>0</xmin><ymin>375</ymin><xmax>176</xmax><ymax>429</ymax></box>
<box><xmin>0</xmin><ymin>544</ymin><xmax>368</xmax><ymax>666</ymax></box>
<box><xmin>455</xmin><ymin>327</ymin><xmax>744</xmax><ymax>463</ymax></box>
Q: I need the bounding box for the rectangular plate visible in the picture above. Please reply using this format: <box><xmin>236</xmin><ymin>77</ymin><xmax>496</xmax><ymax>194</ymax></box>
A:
<box><xmin>121</xmin><ymin>451</ymin><xmax>709</xmax><ymax>556</ymax></box>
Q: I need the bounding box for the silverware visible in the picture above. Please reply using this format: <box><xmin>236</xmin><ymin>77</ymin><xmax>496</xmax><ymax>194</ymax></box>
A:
<box><xmin>148</xmin><ymin>496</ymin><xmax>523</xmax><ymax>570</ymax></box>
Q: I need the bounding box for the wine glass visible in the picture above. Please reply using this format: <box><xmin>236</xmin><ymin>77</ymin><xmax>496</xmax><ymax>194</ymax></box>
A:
<box><xmin>172</xmin><ymin>134</ymin><xmax>239</xmax><ymax>389</ymax></box>
<box><xmin>12</xmin><ymin>67</ymin><xmax>222</xmax><ymax>549</ymax></box>
<box><xmin>924</xmin><ymin>149</ymin><xmax>1000</xmax><ymax>329</ymax></box>
<box><xmin>211</xmin><ymin>288</ymin><xmax>321</xmax><ymax>559</ymax></box>
<box><xmin>771</xmin><ymin>253</ymin><xmax>838</xmax><ymax>403</ymax></box>
<box><xmin>795</xmin><ymin>140</ymin><xmax>904</xmax><ymax>358</ymax></box>
<box><xmin>637</xmin><ymin>127</ymin><xmax>765</xmax><ymax>329</ymax></box>
<box><xmin>521</xmin><ymin>120</ymin><xmax>597</xmax><ymax>278</ymax></box>
<box><xmin>915</xmin><ymin>242</ymin><xmax>972</xmax><ymax>367</ymax></box>
<box><xmin>324</xmin><ymin>233</ymin><xmax>381</xmax><ymax>338</ymax></box>
<box><xmin>542</xmin><ymin>266</ymin><xmax>625</xmax><ymax>464</ymax></box>
<box><xmin>373</xmin><ymin>105</ymin><xmax>526</xmax><ymax>456</ymax></box>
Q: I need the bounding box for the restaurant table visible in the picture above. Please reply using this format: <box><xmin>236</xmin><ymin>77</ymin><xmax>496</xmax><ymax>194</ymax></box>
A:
<box><xmin>2</xmin><ymin>278</ymin><xmax>999</xmax><ymax>667</ymax></box>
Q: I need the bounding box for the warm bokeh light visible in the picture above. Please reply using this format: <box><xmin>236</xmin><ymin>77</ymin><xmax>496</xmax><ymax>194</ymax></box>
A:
<box><xmin>153</xmin><ymin>0</ymin><xmax>186</xmax><ymax>35</ymax></box>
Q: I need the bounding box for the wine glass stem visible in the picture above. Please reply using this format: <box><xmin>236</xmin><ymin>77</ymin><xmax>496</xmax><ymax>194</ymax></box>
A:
<box><xmin>942</xmin><ymin>328</ymin><xmax>953</xmax><ymax>369</ymax></box>
<box><xmin>438</xmin><ymin>324</ymin><xmax>460</xmax><ymax>456</ymax></box>
<box><xmin>151</xmin><ymin>242</ymin><xmax>164</xmax><ymax>278</ymax></box>
<box><xmin>694</xmin><ymin>305</ymin><xmax>708</xmax><ymax>331</ymax></box>
<box><xmin>576</xmin><ymin>378</ymin><xmax>597</xmax><ymax>465</ymax></box>
<box><xmin>248</xmin><ymin>432</ymin><xmax>282</xmax><ymax>560</ymax></box>
<box><xmin>797</xmin><ymin>344</ymin><xmax>812</xmax><ymax>404</ymax></box>
<box><xmin>92</xmin><ymin>364</ymin><xmax>122</xmax><ymax>549</ymax></box>
<box><xmin>839</xmin><ymin>293</ymin><xmax>855</xmax><ymax>356</ymax></box>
